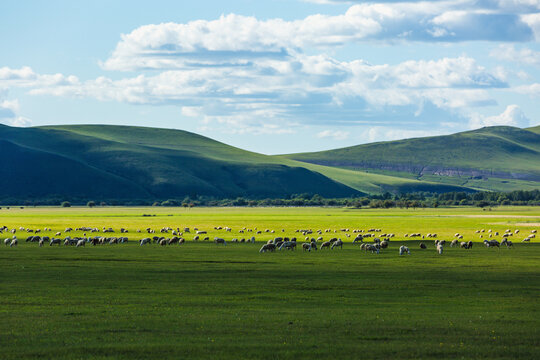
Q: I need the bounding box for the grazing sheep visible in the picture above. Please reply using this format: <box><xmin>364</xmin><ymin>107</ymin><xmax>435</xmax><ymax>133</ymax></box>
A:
<box><xmin>437</xmin><ymin>244</ymin><xmax>443</xmax><ymax>255</ymax></box>
<box><xmin>302</xmin><ymin>243</ymin><xmax>312</xmax><ymax>251</ymax></box>
<box><xmin>399</xmin><ymin>245</ymin><xmax>410</xmax><ymax>255</ymax></box>
<box><xmin>50</xmin><ymin>238</ymin><xmax>61</xmax><ymax>246</ymax></box>
<box><xmin>483</xmin><ymin>239</ymin><xmax>500</xmax><ymax>248</ymax></box>
<box><xmin>10</xmin><ymin>238</ymin><xmax>18</xmax><ymax>247</ymax></box>
<box><xmin>3</xmin><ymin>238</ymin><xmax>10</xmax><ymax>246</ymax></box>
<box><xmin>139</xmin><ymin>238</ymin><xmax>151</xmax><ymax>246</ymax></box>
<box><xmin>460</xmin><ymin>241</ymin><xmax>468</xmax><ymax>249</ymax></box>
<box><xmin>320</xmin><ymin>241</ymin><xmax>331</xmax><ymax>250</ymax></box>
<box><xmin>76</xmin><ymin>239</ymin><xmax>85</xmax><ymax>247</ymax></box>
<box><xmin>279</xmin><ymin>241</ymin><xmax>296</xmax><ymax>251</ymax></box>
<box><xmin>39</xmin><ymin>239</ymin><xmax>44</xmax><ymax>247</ymax></box>
<box><xmin>450</xmin><ymin>239</ymin><xmax>459</xmax><ymax>247</ymax></box>
<box><xmin>380</xmin><ymin>240</ymin><xmax>389</xmax><ymax>249</ymax></box>
<box><xmin>159</xmin><ymin>239</ymin><xmax>167</xmax><ymax>246</ymax></box>
<box><xmin>364</xmin><ymin>244</ymin><xmax>380</xmax><ymax>254</ymax></box>
<box><xmin>259</xmin><ymin>243</ymin><xmax>276</xmax><ymax>253</ymax></box>
<box><xmin>419</xmin><ymin>243</ymin><xmax>427</xmax><ymax>249</ymax></box>
<box><xmin>214</xmin><ymin>237</ymin><xmax>226</xmax><ymax>245</ymax></box>
<box><xmin>501</xmin><ymin>238</ymin><xmax>513</xmax><ymax>248</ymax></box>
<box><xmin>331</xmin><ymin>239</ymin><xmax>343</xmax><ymax>249</ymax></box>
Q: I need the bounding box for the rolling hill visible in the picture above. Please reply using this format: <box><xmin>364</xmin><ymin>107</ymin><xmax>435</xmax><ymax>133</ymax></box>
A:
<box><xmin>283</xmin><ymin>126</ymin><xmax>540</xmax><ymax>192</ymax></box>
<box><xmin>0</xmin><ymin>124</ymin><xmax>359</xmax><ymax>200</ymax></box>
<box><xmin>0</xmin><ymin>123</ymin><xmax>538</xmax><ymax>202</ymax></box>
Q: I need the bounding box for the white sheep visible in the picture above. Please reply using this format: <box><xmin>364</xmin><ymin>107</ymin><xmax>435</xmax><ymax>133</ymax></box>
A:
<box><xmin>437</xmin><ymin>244</ymin><xmax>443</xmax><ymax>255</ymax></box>
<box><xmin>139</xmin><ymin>238</ymin><xmax>151</xmax><ymax>246</ymax></box>
<box><xmin>399</xmin><ymin>245</ymin><xmax>410</xmax><ymax>255</ymax></box>
<box><xmin>259</xmin><ymin>243</ymin><xmax>275</xmax><ymax>252</ymax></box>
<box><xmin>331</xmin><ymin>239</ymin><xmax>343</xmax><ymax>249</ymax></box>
<box><xmin>214</xmin><ymin>237</ymin><xmax>226</xmax><ymax>245</ymax></box>
<box><xmin>76</xmin><ymin>239</ymin><xmax>85</xmax><ymax>247</ymax></box>
<box><xmin>10</xmin><ymin>238</ymin><xmax>18</xmax><ymax>247</ymax></box>
<box><xmin>302</xmin><ymin>243</ymin><xmax>312</xmax><ymax>251</ymax></box>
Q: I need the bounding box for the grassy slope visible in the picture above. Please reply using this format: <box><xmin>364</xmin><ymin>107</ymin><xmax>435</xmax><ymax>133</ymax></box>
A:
<box><xmin>0</xmin><ymin>207</ymin><xmax>539</xmax><ymax>360</ymax></box>
<box><xmin>528</xmin><ymin>124</ymin><xmax>540</xmax><ymax>134</ymax></box>
<box><xmin>283</xmin><ymin>126</ymin><xmax>540</xmax><ymax>175</ymax></box>
<box><xmin>0</xmin><ymin>125</ymin><xmax>359</xmax><ymax>198</ymax></box>
<box><xmin>46</xmin><ymin>125</ymin><xmax>476</xmax><ymax>194</ymax></box>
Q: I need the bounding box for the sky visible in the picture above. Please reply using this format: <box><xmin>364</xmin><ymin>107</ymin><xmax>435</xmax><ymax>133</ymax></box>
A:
<box><xmin>1</xmin><ymin>0</ymin><xmax>540</xmax><ymax>154</ymax></box>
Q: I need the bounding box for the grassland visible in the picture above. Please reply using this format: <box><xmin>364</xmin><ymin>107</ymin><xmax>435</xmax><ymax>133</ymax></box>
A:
<box><xmin>1</xmin><ymin>206</ymin><xmax>539</xmax><ymax>359</ymax></box>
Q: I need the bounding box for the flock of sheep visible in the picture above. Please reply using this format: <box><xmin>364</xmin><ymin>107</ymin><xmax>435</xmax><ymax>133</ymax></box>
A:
<box><xmin>1</xmin><ymin>224</ymin><xmax>536</xmax><ymax>256</ymax></box>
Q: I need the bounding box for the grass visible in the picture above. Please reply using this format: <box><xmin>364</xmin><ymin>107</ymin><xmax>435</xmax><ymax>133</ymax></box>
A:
<box><xmin>1</xmin><ymin>206</ymin><xmax>539</xmax><ymax>359</ymax></box>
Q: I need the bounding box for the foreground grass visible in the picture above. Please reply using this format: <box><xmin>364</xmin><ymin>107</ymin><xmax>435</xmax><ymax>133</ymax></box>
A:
<box><xmin>0</xmin><ymin>207</ymin><xmax>539</xmax><ymax>359</ymax></box>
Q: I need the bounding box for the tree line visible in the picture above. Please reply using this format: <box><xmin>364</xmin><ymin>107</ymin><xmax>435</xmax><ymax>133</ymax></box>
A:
<box><xmin>1</xmin><ymin>189</ymin><xmax>539</xmax><ymax>208</ymax></box>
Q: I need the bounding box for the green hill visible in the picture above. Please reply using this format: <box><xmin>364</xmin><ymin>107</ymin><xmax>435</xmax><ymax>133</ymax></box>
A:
<box><xmin>282</xmin><ymin>126</ymin><xmax>540</xmax><ymax>192</ymax></box>
<box><xmin>0</xmin><ymin>125</ymin><xmax>359</xmax><ymax>200</ymax></box>
<box><xmin>528</xmin><ymin>125</ymin><xmax>540</xmax><ymax>135</ymax></box>
<box><xmin>1</xmin><ymin>124</ymin><xmax>537</xmax><ymax>202</ymax></box>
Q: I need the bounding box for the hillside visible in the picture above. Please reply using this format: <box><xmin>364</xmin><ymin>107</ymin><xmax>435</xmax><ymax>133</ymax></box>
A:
<box><xmin>1</xmin><ymin>124</ymin><xmax>537</xmax><ymax>202</ymax></box>
<box><xmin>283</xmin><ymin>126</ymin><xmax>540</xmax><ymax>190</ymax></box>
<box><xmin>528</xmin><ymin>125</ymin><xmax>540</xmax><ymax>135</ymax></box>
<box><xmin>0</xmin><ymin>125</ymin><xmax>359</xmax><ymax>200</ymax></box>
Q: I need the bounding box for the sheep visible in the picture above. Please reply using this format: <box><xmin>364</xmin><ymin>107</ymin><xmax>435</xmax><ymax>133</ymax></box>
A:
<box><xmin>302</xmin><ymin>243</ymin><xmax>312</xmax><ymax>251</ymax></box>
<box><xmin>76</xmin><ymin>239</ymin><xmax>85</xmax><ymax>247</ymax></box>
<box><xmin>331</xmin><ymin>239</ymin><xmax>343</xmax><ymax>249</ymax></box>
<box><xmin>50</xmin><ymin>238</ymin><xmax>61</xmax><ymax>246</ymax></box>
<box><xmin>399</xmin><ymin>245</ymin><xmax>410</xmax><ymax>255</ymax></box>
<box><xmin>437</xmin><ymin>244</ymin><xmax>443</xmax><ymax>255</ymax></box>
<box><xmin>159</xmin><ymin>239</ymin><xmax>167</xmax><ymax>246</ymax></box>
<box><xmin>140</xmin><ymin>238</ymin><xmax>151</xmax><ymax>246</ymax></box>
<box><xmin>259</xmin><ymin>243</ymin><xmax>276</xmax><ymax>253</ymax></box>
<box><xmin>279</xmin><ymin>241</ymin><xmax>296</xmax><ymax>251</ymax></box>
<box><xmin>467</xmin><ymin>240</ymin><xmax>473</xmax><ymax>249</ymax></box>
<box><xmin>460</xmin><ymin>241</ymin><xmax>468</xmax><ymax>249</ymax></box>
<box><xmin>501</xmin><ymin>238</ymin><xmax>513</xmax><ymax>248</ymax></box>
<box><xmin>39</xmin><ymin>239</ymin><xmax>44</xmax><ymax>247</ymax></box>
<box><xmin>364</xmin><ymin>244</ymin><xmax>380</xmax><ymax>254</ymax></box>
<box><xmin>3</xmin><ymin>238</ymin><xmax>10</xmax><ymax>246</ymax></box>
<box><xmin>380</xmin><ymin>240</ymin><xmax>389</xmax><ymax>249</ymax></box>
<box><xmin>320</xmin><ymin>241</ymin><xmax>331</xmax><ymax>250</ymax></box>
<box><xmin>10</xmin><ymin>238</ymin><xmax>18</xmax><ymax>247</ymax></box>
<box><xmin>419</xmin><ymin>243</ymin><xmax>427</xmax><ymax>249</ymax></box>
<box><xmin>483</xmin><ymin>239</ymin><xmax>500</xmax><ymax>248</ymax></box>
<box><xmin>214</xmin><ymin>237</ymin><xmax>226</xmax><ymax>245</ymax></box>
<box><xmin>450</xmin><ymin>239</ymin><xmax>459</xmax><ymax>247</ymax></box>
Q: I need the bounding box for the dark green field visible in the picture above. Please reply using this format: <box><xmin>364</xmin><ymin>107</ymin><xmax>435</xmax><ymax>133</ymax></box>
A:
<box><xmin>1</xmin><ymin>207</ymin><xmax>539</xmax><ymax>359</ymax></box>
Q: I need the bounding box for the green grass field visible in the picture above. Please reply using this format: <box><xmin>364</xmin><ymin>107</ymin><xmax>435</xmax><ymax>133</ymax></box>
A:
<box><xmin>1</xmin><ymin>207</ymin><xmax>539</xmax><ymax>359</ymax></box>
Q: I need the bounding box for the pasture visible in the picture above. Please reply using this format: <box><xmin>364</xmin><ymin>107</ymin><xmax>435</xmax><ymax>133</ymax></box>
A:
<box><xmin>1</xmin><ymin>206</ymin><xmax>539</xmax><ymax>359</ymax></box>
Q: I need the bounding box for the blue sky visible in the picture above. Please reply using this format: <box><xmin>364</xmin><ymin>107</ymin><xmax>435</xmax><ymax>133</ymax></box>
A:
<box><xmin>1</xmin><ymin>0</ymin><xmax>540</xmax><ymax>154</ymax></box>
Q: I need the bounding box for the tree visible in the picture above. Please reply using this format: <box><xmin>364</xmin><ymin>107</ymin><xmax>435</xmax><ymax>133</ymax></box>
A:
<box><xmin>61</xmin><ymin>201</ymin><xmax>71</xmax><ymax>208</ymax></box>
<box><xmin>87</xmin><ymin>201</ymin><xmax>96</xmax><ymax>208</ymax></box>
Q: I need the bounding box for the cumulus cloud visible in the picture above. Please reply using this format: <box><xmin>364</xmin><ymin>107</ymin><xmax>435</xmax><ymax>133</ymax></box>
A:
<box><xmin>0</xmin><ymin>52</ymin><xmax>507</xmax><ymax>132</ymax></box>
<box><xmin>469</xmin><ymin>104</ymin><xmax>531</xmax><ymax>128</ymax></box>
<box><xmin>0</xmin><ymin>97</ymin><xmax>31</xmax><ymax>127</ymax></box>
<box><xmin>317</xmin><ymin>130</ymin><xmax>350</xmax><ymax>139</ymax></box>
<box><xmin>102</xmin><ymin>2</ymin><xmax>537</xmax><ymax>71</ymax></box>
<box><xmin>491</xmin><ymin>44</ymin><xmax>540</xmax><ymax>66</ymax></box>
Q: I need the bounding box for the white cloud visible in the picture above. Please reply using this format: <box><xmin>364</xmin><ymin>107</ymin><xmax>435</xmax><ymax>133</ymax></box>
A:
<box><xmin>0</xmin><ymin>97</ymin><xmax>32</xmax><ymax>127</ymax></box>
<box><xmin>102</xmin><ymin>2</ymin><xmax>537</xmax><ymax>71</ymax></box>
<box><xmin>469</xmin><ymin>104</ymin><xmax>531</xmax><ymax>128</ymax></box>
<box><xmin>491</xmin><ymin>44</ymin><xmax>540</xmax><ymax>66</ymax></box>
<box><xmin>317</xmin><ymin>130</ymin><xmax>350</xmax><ymax>139</ymax></box>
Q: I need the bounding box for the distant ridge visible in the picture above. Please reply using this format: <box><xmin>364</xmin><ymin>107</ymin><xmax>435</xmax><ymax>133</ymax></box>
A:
<box><xmin>282</xmin><ymin>126</ymin><xmax>540</xmax><ymax>192</ymax></box>
<box><xmin>0</xmin><ymin>124</ymin><xmax>359</xmax><ymax>200</ymax></box>
<box><xmin>0</xmin><ymin>123</ymin><xmax>538</xmax><ymax>201</ymax></box>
